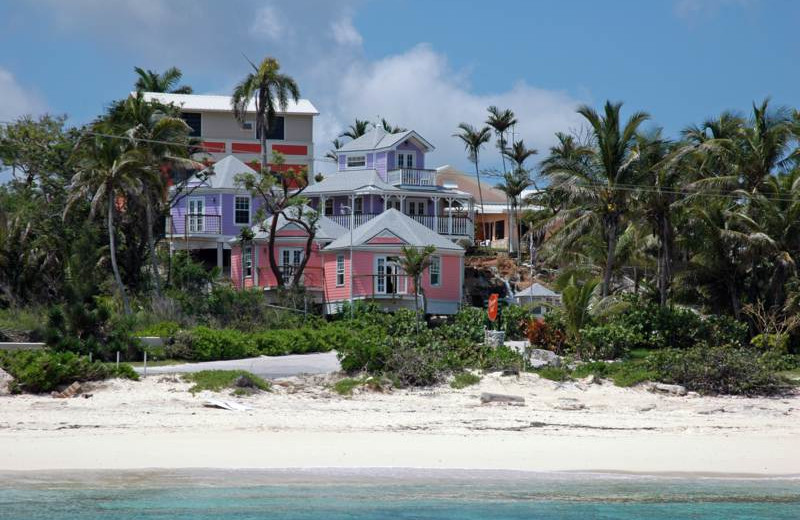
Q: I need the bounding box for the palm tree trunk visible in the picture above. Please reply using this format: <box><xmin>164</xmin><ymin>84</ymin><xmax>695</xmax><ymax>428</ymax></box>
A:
<box><xmin>602</xmin><ymin>220</ymin><xmax>618</xmax><ymax>298</ymax></box>
<box><xmin>144</xmin><ymin>195</ymin><xmax>163</xmax><ymax>298</ymax></box>
<box><xmin>659</xmin><ymin>216</ymin><xmax>671</xmax><ymax>306</ymax></box>
<box><xmin>474</xmin><ymin>157</ymin><xmax>487</xmax><ymax>244</ymax></box>
<box><xmin>108</xmin><ymin>194</ymin><xmax>131</xmax><ymax>315</ymax></box>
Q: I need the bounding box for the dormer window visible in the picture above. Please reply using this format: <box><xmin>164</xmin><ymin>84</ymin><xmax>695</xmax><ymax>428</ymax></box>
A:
<box><xmin>347</xmin><ymin>155</ymin><xmax>366</xmax><ymax>168</ymax></box>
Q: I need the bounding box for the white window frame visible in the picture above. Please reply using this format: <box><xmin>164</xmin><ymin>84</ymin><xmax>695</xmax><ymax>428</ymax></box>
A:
<box><xmin>234</xmin><ymin>195</ymin><xmax>251</xmax><ymax>225</ymax></box>
<box><xmin>346</xmin><ymin>155</ymin><xmax>366</xmax><ymax>168</ymax></box>
<box><xmin>397</xmin><ymin>152</ymin><xmax>414</xmax><ymax>169</ymax></box>
<box><xmin>374</xmin><ymin>256</ymin><xmax>406</xmax><ymax>295</ymax></box>
<box><xmin>280</xmin><ymin>247</ymin><xmax>305</xmax><ymax>267</ymax></box>
<box><xmin>243</xmin><ymin>245</ymin><xmax>253</xmax><ymax>278</ymax></box>
<box><xmin>429</xmin><ymin>255</ymin><xmax>441</xmax><ymax>287</ymax></box>
<box><xmin>324</xmin><ymin>198</ymin><xmax>334</xmax><ymax>216</ymax></box>
<box><xmin>336</xmin><ymin>254</ymin><xmax>345</xmax><ymax>287</ymax></box>
<box><xmin>354</xmin><ymin>196</ymin><xmax>363</xmax><ymax>214</ymax></box>
<box><xmin>187</xmin><ymin>197</ymin><xmax>205</xmax><ymax>233</ymax></box>
<box><xmin>407</xmin><ymin>199</ymin><xmax>426</xmax><ymax>216</ymax></box>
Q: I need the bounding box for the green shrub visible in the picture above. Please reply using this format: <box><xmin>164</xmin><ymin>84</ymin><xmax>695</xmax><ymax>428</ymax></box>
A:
<box><xmin>167</xmin><ymin>327</ymin><xmax>256</xmax><ymax>361</ymax></box>
<box><xmin>451</xmin><ymin>306</ymin><xmax>487</xmax><ymax>344</ymax></box>
<box><xmin>580</xmin><ymin>323</ymin><xmax>643</xmax><ymax>360</ymax></box>
<box><xmin>498</xmin><ymin>304</ymin><xmax>532</xmax><ymax>340</ymax></box>
<box><xmin>450</xmin><ymin>372</ymin><xmax>481</xmax><ymax>389</ymax></box>
<box><xmin>648</xmin><ymin>344</ymin><xmax>785</xmax><ymax>396</ymax></box>
<box><xmin>535</xmin><ymin>366</ymin><xmax>571</xmax><ymax>381</ymax></box>
<box><xmin>135</xmin><ymin>321</ymin><xmax>180</xmax><ymax>338</ymax></box>
<box><xmin>0</xmin><ymin>350</ymin><xmax>138</xmax><ymax>394</ymax></box>
<box><xmin>610</xmin><ymin>364</ymin><xmax>655</xmax><ymax>387</ymax></box>
<box><xmin>0</xmin><ymin>307</ymin><xmax>47</xmax><ymax>341</ymax></box>
<box><xmin>333</xmin><ymin>377</ymin><xmax>364</xmax><ymax>396</ymax></box>
<box><xmin>183</xmin><ymin>370</ymin><xmax>270</xmax><ymax>394</ymax></box>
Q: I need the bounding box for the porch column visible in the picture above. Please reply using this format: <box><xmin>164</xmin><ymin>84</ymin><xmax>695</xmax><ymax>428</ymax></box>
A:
<box><xmin>399</xmin><ymin>195</ymin><xmax>407</xmax><ymax>215</ymax></box>
<box><xmin>447</xmin><ymin>197</ymin><xmax>454</xmax><ymax>235</ymax></box>
<box><xmin>433</xmin><ymin>197</ymin><xmax>439</xmax><ymax>234</ymax></box>
<box><xmin>383</xmin><ymin>194</ymin><xmax>388</xmax><ymax>211</ymax></box>
<box><xmin>253</xmin><ymin>245</ymin><xmax>259</xmax><ymax>286</ymax></box>
<box><xmin>319</xmin><ymin>195</ymin><xmax>326</xmax><ymax>216</ymax></box>
<box><xmin>350</xmin><ymin>194</ymin><xmax>355</xmax><ymax>229</ymax></box>
<box><xmin>216</xmin><ymin>242</ymin><xmax>223</xmax><ymax>270</ymax></box>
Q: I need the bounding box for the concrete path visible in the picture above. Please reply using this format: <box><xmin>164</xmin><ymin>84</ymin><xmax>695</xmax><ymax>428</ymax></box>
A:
<box><xmin>135</xmin><ymin>351</ymin><xmax>341</xmax><ymax>379</ymax></box>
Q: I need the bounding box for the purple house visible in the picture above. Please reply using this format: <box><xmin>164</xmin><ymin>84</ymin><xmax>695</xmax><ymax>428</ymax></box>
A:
<box><xmin>168</xmin><ymin>155</ymin><xmax>263</xmax><ymax>273</ymax></box>
<box><xmin>305</xmin><ymin>128</ymin><xmax>475</xmax><ymax>241</ymax></box>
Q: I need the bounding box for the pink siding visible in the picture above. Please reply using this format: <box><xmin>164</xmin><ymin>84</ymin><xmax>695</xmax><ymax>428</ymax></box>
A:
<box><xmin>421</xmin><ymin>254</ymin><xmax>461</xmax><ymax>300</ymax></box>
<box><xmin>231</xmin><ymin>238</ymin><xmax>325</xmax><ymax>290</ymax></box>
<box><xmin>367</xmin><ymin>236</ymin><xmax>405</xmax><ymax>245</ymax></box>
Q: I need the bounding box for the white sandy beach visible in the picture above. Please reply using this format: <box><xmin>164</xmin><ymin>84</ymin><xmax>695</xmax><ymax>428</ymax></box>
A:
<box><xmin>1</xmin><ymin>372</ymin><xmax>798</xmax><ymax>476</ymax></box>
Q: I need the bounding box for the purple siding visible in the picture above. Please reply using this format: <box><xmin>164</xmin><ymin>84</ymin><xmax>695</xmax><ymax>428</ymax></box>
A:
<box><xmin>338</xmin><ymin>155</ymin><xmax>346</xmax><ymax>171</ymax></box>
<box><xmin>366</xmin><ymin>153</ymin><xmax>374</xmax><ymax>169</ymax></box>
<box><xmin>170</xmin><ymin>191</ymin><xmax>262</xmax><ymax>236</ymax></box>
<box><xmin>396</xmin><ymin>141</ymin><xmax>425</xmax><ymax>169</ymax></box>
<box><xmin>374</xmin><ymin>151</ymin><xmax>388</xmax><ymax>180</ymax></box>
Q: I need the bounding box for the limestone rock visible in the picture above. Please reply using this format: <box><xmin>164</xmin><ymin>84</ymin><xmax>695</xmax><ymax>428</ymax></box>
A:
<box><xmin>651</xmin><ymin>383</ymin><xmax>687</xmax><ymax>396</ymax></box>
<box><xmin>0</xmin><ymin>368</ymin><xmax>13</xmax><ymax>395</ymax></box>
<box><xmin>480</xmin><ymin>392</ymin><xmax>525</xmax><ymax>405</ymax></box>
<box><xmin>527</xmin><ymin>349</ymin><xmax>561</xmax><ymax>368</ymax></box>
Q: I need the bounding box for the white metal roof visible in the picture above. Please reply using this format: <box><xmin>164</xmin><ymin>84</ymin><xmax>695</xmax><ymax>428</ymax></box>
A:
<box><xmin>138</xmin><ymin>92</ymin><xmax>319</xmax><ymax>115</ymax></box>
<box><xmin>194</xmin><ymin>155</ymin><xmax>257</xmax><ymax>190</ymax></box>
<box><xmin>231</xmin><ymin>206</ymin><xmax>347</xmax><ymax>243</ymax></box>
<box><xmin>303</xmin><ymin>169</ymin><xmax>400</xmax><ymax>195</ymax></box>
<box><xmin>324</xmin><ymin>209</ymin><xmax>463</xmax><ymax>252</ymax></box>
<box><xmin>514</xmin><ymin>282</ymin><xmax>559</xmax><ymax>298</ymax></box>
<box><xmin>337</xmin><ymin>128</ymin><xmax>434</xmax><ymax>153</ymax></box>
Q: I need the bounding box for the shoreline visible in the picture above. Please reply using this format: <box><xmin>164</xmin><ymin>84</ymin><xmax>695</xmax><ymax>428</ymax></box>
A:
<box><xmin>1</xmin><ymin>374</ymin><xmax>798</xmax><ymax>477</ymax></box>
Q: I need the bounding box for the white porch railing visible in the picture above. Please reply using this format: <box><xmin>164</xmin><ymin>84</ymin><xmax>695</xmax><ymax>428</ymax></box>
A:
<box><xmin>387</xmin><ymin>168</ymin><xmax>437</xmax><ymax>186</ymax></box>
<box><xmin>326</xmin><ymin>213</ymin><xmax>379</xmax><ymax>229</ymax></box>
<box><xmin>325</xmin><ymin>211</ymin><xmax>473</xmax><ymax>238</ymax></box>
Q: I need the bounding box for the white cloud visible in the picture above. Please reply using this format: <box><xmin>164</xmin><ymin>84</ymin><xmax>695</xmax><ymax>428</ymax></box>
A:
<box><xmin>317</xmin><ymin>45</ymin><xmax>583</xmax><ymax>173</ymax></box>
<box><xmin>0</xmin><ymin>68</ymin><xmax>46</xmax><ymax>122</ymax></box>
<box><xmin>250</xmin><ymin>5</ymin><xmax>286</xmax><ymax>41</ymax></box>
<box><xmin>330</xmin><ymin>16</ymin><xmax>363</xmax><ymax>46</ymax></box>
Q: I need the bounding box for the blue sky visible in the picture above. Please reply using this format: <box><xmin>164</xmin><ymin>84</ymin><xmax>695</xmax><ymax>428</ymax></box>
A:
<box><xmin>0</xmin><ymin>0</ymin><xmax>797</xmax><ymax>176</ymax></box>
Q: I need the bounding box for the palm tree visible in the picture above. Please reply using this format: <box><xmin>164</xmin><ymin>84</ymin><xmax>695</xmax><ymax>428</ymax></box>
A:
<box><xmin>134</xmin><ymin>66</ymin><xmax>193</xmax><ymax>94</ymax></box>
<box><xmin>381</xmin><ymin>118</ymin><xmax>407</xmax><ymax>133</ymax></box>
<box><xmin>486</xmin><ymin>106</ymin><xmax>517</xmax><ymax>174</ymax></box>
<box><xmin>110</xmin><ymin>92</ymin><xmax>193</xmax><ymax>296</ymax></box>
<box><xmin>66</xmin><ymin>130</ymin><xmax>147</xmax><ymax>315</ymax></box>
<box><xmin>397</xmin><ymin>245</ymin><xmax>436</xmax><ymax>333</ymax></box>
<box><xmin>231</xmin><ymin>57</ymin><xmax>300</xmax><ymax>175</ymax></box>
<box><xmin>454</xmin><ymin>123</ymin><xmax>492</xmax><ymax>242</ymax></box>
<box><xmin>326</xmin><ymin>138</ymin><xmax>343</xmax><ymax>162</ymax></box>
<box><xmin>340</xmin><ymin>119</ymin><xmax>371</xmax><ymax>140</ymax></box>
<box><xmin>542</xmin><ymin>101</ymin><xmax>650</xmax><ymax>297</ymax></box>
<box><xmin>498</xmin><ymin>140</ymin><xmax>537</xmax><ymax>261</ymax></box>
<box><xmin>557</xmin><ymin>275</ymin><xmax>599</xmax><ymax>353</ymax></box>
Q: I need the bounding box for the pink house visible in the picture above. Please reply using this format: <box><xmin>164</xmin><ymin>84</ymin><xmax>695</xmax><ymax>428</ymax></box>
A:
<box><xmin>231</xmin><ymin>208</ymin><xmax>465</xmax><ymax>315</ymax></box>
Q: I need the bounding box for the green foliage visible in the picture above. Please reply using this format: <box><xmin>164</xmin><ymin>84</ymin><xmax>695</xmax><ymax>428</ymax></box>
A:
<box><xmin>169</xmin><ymin>251</ymin><xmax>217</xmax><ymax>295</ymax></box>
<box><xmin>497</xmin><ymin>304</ymin><xmax>532</xmax><ymax>340</ymax></box>
<box><xmin>648</xmin><ymin>345</ymin><xmax>786</xmax><ymax>396</ymax></box>
<box><xmin>168</xmin><ymin>327</ymin><xmax>256</xmax><ymax>361</ymax></box>
<box><xmin>580</xmin><ymin>323</ymin><xmax>643</xmax><ymax>360</ymax></box>
<box><xmin>535</xmin><ymin>366</ymin><xmax>571</xmax><ymax>381</ymax></box>
<box><xmin>0</xmin><ymin>307</ymin><xmax>46</xmax><ymax>341</ymax></box>
<box><xmin>333</xmin><ymin>377</ymin><xmax>365</xmax><ymax>396</ymax></box>
<box><xmin>451</xmin><ymin>306</ymin><xmax>488</xmax><ymax>344</ymax></box>
<box><xmin>0</xmin><ymin>350</ymin><xmax>138</xmax><ymax>394</ymax></box>
<box><xmin>450</xmin><ymin>372</ymin><xmax>481</xmax><ymax>389</ymax></box>
<box><xmin>134</xmin><ymin>321</ymin><xmax>181</xmax><ymax>337</ymax></box>
<box><xmin>182</xmin><ymin>370</ymin><xmax>270</xmax><ymax>394</ymax></box>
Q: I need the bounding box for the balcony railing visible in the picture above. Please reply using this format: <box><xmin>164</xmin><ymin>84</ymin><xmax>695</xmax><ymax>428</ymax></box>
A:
<box><xmin>169</xmin><ymin>214</ymin><xmax>222</xmax><ymax>235</ymax></box>
<box><xmin>325</xmin><ymin>212</ymin><xmax>473</xmax><ymax>237</ymax></box>
<box><xmin>387</xmin><ymin>168</ymin><xmax>437</xmax><ymax>186</ymax></box>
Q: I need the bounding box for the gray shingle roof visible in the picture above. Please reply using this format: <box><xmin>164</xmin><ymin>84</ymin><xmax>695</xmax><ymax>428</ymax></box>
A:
<box><xmin>514</xmin><ymin>283</ymin><xmax>559</xmax><ymax>298</ymax></box>
<box><xmin>336</xmin><ymin>128</ymin><xmax>434</xmax><ymax>153</ymax></box>
<box><xmin>323</xmin><ymin>209</ymin><xmax>463</xmax><ymax>251</ymax></box>
<box><xmin>303</xmin><ymin>169</ymin><xmax>400</xmax><ymax>194</ymax></box>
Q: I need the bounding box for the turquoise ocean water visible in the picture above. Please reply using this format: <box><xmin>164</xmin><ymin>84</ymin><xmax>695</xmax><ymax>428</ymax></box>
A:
<box><xmin>0</xmin><ymin>470</ymin><xmax>798</xmax><ymax>519</ymax></box>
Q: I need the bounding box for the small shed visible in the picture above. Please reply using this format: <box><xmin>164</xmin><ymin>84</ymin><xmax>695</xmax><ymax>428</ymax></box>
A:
<box><xmin>514</xmin><ymin>283</ymin><xmax>561</xmax><ymax>317</ymax></box>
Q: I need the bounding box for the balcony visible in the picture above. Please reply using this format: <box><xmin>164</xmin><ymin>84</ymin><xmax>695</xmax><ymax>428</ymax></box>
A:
<box><xmin>325</xmin><ymin>212</ymin><xmax>473</xmax><ymax>238</ymax></box>
<box><xmin>387</xmin><ymin>168</ymin><xmax>437</xmax><ymax>186</ymax></box>
<box><xmin>169</xmin><ymin>214</ymin><xmax>222</xmax><ymax>235</ymax></box>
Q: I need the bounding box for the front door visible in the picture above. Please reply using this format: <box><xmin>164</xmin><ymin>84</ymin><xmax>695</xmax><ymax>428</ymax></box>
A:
<box><xmin>376</xmin><ymin>256</ymin><xmax>405</xmax><ymax>295</ymax></box>
<box><xmin>188</xmin><ymin>197</ymin><xmax>204</xmax><ymax>233</ymax></box>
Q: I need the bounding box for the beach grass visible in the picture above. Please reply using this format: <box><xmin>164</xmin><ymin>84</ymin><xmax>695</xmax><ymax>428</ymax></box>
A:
<box><xmin>333</xmin><ymin>377</ymin><xmax>365</xmax><ymax>396</ymax></box>
<box><xmin>183</xmin><ymin>370</ymin><xmax>270</xmax><ymax>394</ymax></box>
<box><xmin>128</xmin><ymin>359</ymin><xmax>185</xmax><ymax>368</ymax></box>
<box><xmin>450</xmin><ymin>372</ymin><xmax>481</xmax><ymax>389</ymax></box>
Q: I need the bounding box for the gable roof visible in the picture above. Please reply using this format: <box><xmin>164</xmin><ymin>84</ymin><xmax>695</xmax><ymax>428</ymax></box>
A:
<box><xmin>514</xmin><ymin>282</ymin><xmax>559</xmax><ymax>298</ymax></box>
<box><xmin>232</xmin><ymin>206</ymin><xmax>347</xmax><ymax>243</ymax></box>
<box><xmin>436</xmin><ymin>165</ymin><xmax>508</xmax><ymax>204</ymax></box>
<box><xmin>324</xmin><ymin>209</ymin><xmax>463</xmax><ymax>252</ymax></box>
<box><xmin>303</xmin><ymin>169</ymin><xmax>399</xmax><ymax>195</ymax></box>
<box><xmin>195</xmin><ymin>155</ymin><xmax>257</xmax><ymax>189</ymax></box>
<box><xmin>138</xmin><ymin>92</ymin><xmax>319</xmax><ymax>115</ymax></box>
<box><xmin>337</xmin><ymin>128</ymin><xmax>434</xmax><ymax>153</ymax></box>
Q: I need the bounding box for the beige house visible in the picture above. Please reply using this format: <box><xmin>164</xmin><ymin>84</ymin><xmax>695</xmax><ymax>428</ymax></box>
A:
<box><xmin>435</xmin><ymin>165</ymin><xmax>519</xmax><ymax>250</ymax></box>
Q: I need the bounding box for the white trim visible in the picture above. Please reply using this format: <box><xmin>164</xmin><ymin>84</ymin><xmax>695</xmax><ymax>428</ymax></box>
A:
<box><xmin>233</xmin><ymin>194</ymin><xmax>251</xmax><ymax>226</ymax></box>
<box><xmin>243</xmin><ymin>245</ymin><xmax>253</xmax><ymax>278</ymax></box>
<box><xmin>346</xmin><ymin>154</ymin><xmax>366</xmax><ymax>168</ymax></box>
<box><xmin>429</xmin><ymin>255</ymin><xmax>441</xmax><ymax>287</ymax></box>
<box><xmin>187</xmin><ymin>196</ymin><xmax>205</xmax><ymax>233</ymax></box>
<box><xmin>336</xmin><ymin>254</ymin><xmax>345</xmax><ymax>287</ymax></box>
